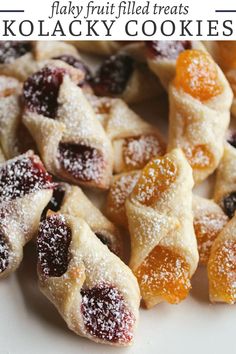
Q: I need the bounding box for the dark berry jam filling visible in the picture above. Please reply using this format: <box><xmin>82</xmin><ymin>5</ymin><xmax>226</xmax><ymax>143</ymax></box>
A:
<box><xmin>37</xmin><ymin>214</ymin><xmax>72</xmax><ymax>277</ymax></box>
<box><xmin>0</xmin><ymin>154</ymin><xmax>53</xmax><ymax>203</ymax></box>
<box><xmin>53</xmin><ymin>55</ymin><xmax>92</xmax><ymax>87</ymax></box>
<box><xmin>0</xmin><ymin>232</ymin><xmax>10</xmax><ymax>273</ymax></box>
<box><xmin>227</xmin><ymin>132</ymin><xmax>236</xmax><ymax>149</ymax></box>
<box><xmin>0</xmin><ymin>41</ymin><xmax>31</xmax><ymax>64</ymax></box>
<box><xmin>222</xmin><ymin>192</ymin><xmax>236</xmax><ymax>219</ymax></box>
<box><xmin>146</xmin><ymin>41</ymin><xmax>192</xmax><ymax>60</ymax></box>
<box><xmin>23</xmin><ymin>66</ymin><xmax>65</xmax><ymax>118</ymax></box>
<box><xmin>91</xmin><ymin>54</ymin><xmax>134</xmax><ymax>96</ymax></box>
<box><xmin>81</xmin><ymin>284</ymin><xmax>134</xmax><ymax>343</ymax></box>
<box><xmin>58</xmin><ymin>143</ymin><xmax>105</xmax><ymax>183</ymax></box>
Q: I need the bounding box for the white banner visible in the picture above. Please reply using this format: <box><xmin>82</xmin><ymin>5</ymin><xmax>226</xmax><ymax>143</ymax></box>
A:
<box><xmin>0</xmin><ymin>0</ymin><xmax>236</xmax><ymax>40</ymax></box>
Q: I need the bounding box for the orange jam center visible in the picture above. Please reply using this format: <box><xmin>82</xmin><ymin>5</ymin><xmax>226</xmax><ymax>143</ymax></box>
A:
<box><xmin>183</xmin><ymin>144</ymin><xmax>213</xmax><ymax>170</ymax></box>
<box><xmin>123</xmin><ymin>134</ymin><xmax>166</xmax><ymax>171</ymax></box>
<box><xmin>194</xmin><ymin>213</ymin><xmax>228</xmax><ymax>264</ymax></box>
<box><xmin>132</xmin><ymin>156</ymin><xmax>177</xmax><ymax>206</ymax></box>
<box><xmin>135</xmin><ymin>245</ymin><xmax>191</xmax><ymax>305</ymax></box>
<box><xmin>208</xmin><ymin>240</ymin><xmax>236</xmax><ymax>304</ymax></box>
<box><xmin>174</xmin><ymin>49</ymin><xmax>222</xmax><ymax>101</ymax></box>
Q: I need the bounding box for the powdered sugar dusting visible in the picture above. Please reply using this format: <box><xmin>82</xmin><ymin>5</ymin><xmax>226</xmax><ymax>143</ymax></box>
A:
<box><xmin>146</xmin><ymin>40</ymin><xmax>191</xmax><ymax>60</ymax></box>
<box><xmin>58</xmin><ymin>143</ymin><xmax>105</xmax><ymax>183</ymax></box>
<box><xmin>0</xmin><ymin>154</ymin><xmax>53</xmax><ymax>203</ymax></box>
<box><xmin>0</xmin><ymin>41</ymin><xmax>31</xmax><ymax>64</ymax></box>
<box><xmin>0</xmin><ymin>76</ymin><xmax>21</xmax><ymax>97</ymax></box>
<box><xmin>123</xmin><ymin>134</ymin><xmax>166</xmax><ymax>170</ymax></box>
<box><xmin>92</xmin><ymin>54</ymin><xmax>134</xmax><ymax>96</ymax></box>
<box><xmin>194</xmin><ymin>212</ymin><xmax>228</xmax><ymax>264</ymax></box>
<box><xmin>81</xmin><ymin>283</ymin><xmax>134</xmax><ymax>343</ymax></box>
<box><xmin>23</xmin><ymin>66</ymin><xmax>65</xmax><ymax>118</ymax></box>
<box><xmin>0</xmin><ymin>233</ymin><xmax>9</xmax><ymax>273</ymax></box>
<box><xmin>107</xmin><ymin>172</ymin><xmax>140</xmax><ymax>226</ymax></box>
<box><xmin>209</xmin><ymin>239</ymin><xmax>236</xmax><ymax>303</ymax></box>
<box><xmin>136</xmin><ymin>245</ymin><xmax>191</xmax><ymax>304</ymax></box>
<box><xmin>37</xmin><ymin>214</ymin><xmax>72</xmax><ymax>277</ymax></box>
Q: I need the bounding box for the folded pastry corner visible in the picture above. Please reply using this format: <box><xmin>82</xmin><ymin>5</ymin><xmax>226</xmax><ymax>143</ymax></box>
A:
<box><xmin>126</xmin><ymin>148</ymin><xmax>198</xmax><ymax>308</ymax></box>
<box><xmin>0</xmin><ymin>75</ymin><xmax>36</xmax><ymax>159</ymax></box>
<box><xmin>106</xmin><ymin>171</ymin><xmax>141</xmax><ymax>228</ymax></box>
<box><xmin>89</xmin><ymin>94</ymin><xmax>166</xmax><ymax>174</ymax></box>
<box><xmin>23</xmin><ymin>63</ymin><xmax>113</xmax><ymax>189</ymax></box>
<box><xmin>0</xmin><ymin>40</ymin><xmax>92</xmax><ymax>89</ymax></box>
<box><xmin>146</xmin><ymin>40</ymin><xmax>205</xmax><ymax>90</ymax></box>
<box><xmin>168</xmin><ymin>49</ymin><xmax>233</xmax><ymax>184</ymax></box>
<box><xmin>43</xmin><ymin>182</ymin><xmax>123</xmax><ymax>258</ymax></box>
<box><xmin>37</xmin><ymin>213</ymin><xmax>140</xmax><ymax>346</ymax></box>
<box><xmin>204</xmin><ymin>41</ymin><xmax>236</xmax><ymax>117</ymax></box>
<box><xmin>0</xmin><ymin>150</ymin><xmax>53</xmax><ymax>278</ymax></box>
<box><xmin>0</xmin><ymin>41</ymin><xmax>38</xmax><ymax>81</ymax></box>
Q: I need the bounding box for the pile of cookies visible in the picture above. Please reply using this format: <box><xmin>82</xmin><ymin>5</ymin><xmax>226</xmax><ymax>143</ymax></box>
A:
<box><xmin>0</xmin><ymin>40</ymin><xmax>236</xmax><ymax>347</ymax></box>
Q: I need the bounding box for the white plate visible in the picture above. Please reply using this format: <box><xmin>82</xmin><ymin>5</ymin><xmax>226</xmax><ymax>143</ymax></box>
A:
<box><xmin>0</xmin><ymin>54</ymin><xmax>235</xmax><ymax>354</ymax></box>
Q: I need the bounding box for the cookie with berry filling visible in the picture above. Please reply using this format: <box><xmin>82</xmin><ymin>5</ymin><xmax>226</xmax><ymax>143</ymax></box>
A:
<box><xmin>0</xmin><ymin>40</ymin><xmax>92</xmax><ymax>88</ymax></box>
<box><xmin>23</xmin><ymin>63</ymin><xmax>113</xmax><ymax>190</ymax></box>
<box><xmin>37</xmin><ymin>213</ymin><xmax>140</xmax><ymax>346</ymax></box>
<box><xmin>91</xmin><ymin>53</ymin><xmax>162</xmax><ymax>104</ymax></box>
<box><xmin>214</xmin><ymin>142</ymin><xmax>236</xmax><ymax>219</ymax></box>
<box><xmin>0</xmin><ymin>75</ymin><xmax>36</xmax><ymax>159</ymax></box>
<box><xmin>0</xmin><ymin>151</ymin><xmax>53</xmax><ymax>279</ymax></box>
<box><xmin>44</xmin><ymin>182</ymin><xmax>123</xmax><ymax>257</ymax></box>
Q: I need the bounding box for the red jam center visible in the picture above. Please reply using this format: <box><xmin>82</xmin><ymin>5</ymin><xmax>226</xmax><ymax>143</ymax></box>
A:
<box><xmin>222</xmin><ymin>192</ymin><xmax>236</xmax><ymax>219</ymax></box>
<box><xmin>37</xmin><ymin>214</ymin><xmax>72</xmax><ymax>277</ymax></box>
<box><xmin>58</xmin><ymin>143</ymin><xmax>105</xmax><ymax>183</ymax></box>
<box><xmin>0</xmin><ymin>41</ymin><xmax>31</xmax><ymax>64</ymax></box>
<box><xmin>23</xmin><ymin>66</ymin><xmax>65</xmax><ymax>118</ymax></box>
<box><xmin>0</xmin><ymin>154</ymin><xmax>53</xmax><ymax>203</ymax></box>
<box><xmin>146</xmin><ymin>40</ymin><xmax>192</xmax><ymax>60</ymax></box>
<box><xmin>81</xmin><ymin>284</ymin><xmax>134</xmax><ymax>344</ymax></box>
<box><xmin>92</xmin><ymin>54</ymin><xmax>134</xmax><ymax>96</ymax></box>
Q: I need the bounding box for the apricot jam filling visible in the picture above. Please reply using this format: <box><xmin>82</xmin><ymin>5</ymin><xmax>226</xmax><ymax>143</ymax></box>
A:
<box><xmin>194</xmin><ymin>213</ymin><xmax>228</xmax><ymax>264</ymax></box>
<box><xmin>208</xmin><ymin>240</ymin><xmax>236</xmax><ymax>304</ymax></box>
<box><xmin>174</xmin><ymin>50</ymin><xmax>223</xmax><ymax>101</ymax></box>
<box><xmin>183</xmin><ymin>144</ymin><xmax>213</xmax><ymax>170</ymax></box>
<box><xmin>135</xmin><ymin>245</ymin><xmax>191</xmax><ymax>305</ymax></box>
<box><xmin>132</xmin><ymin>156</ymin><xmax>177</xmax><ymax>206</ymax></box>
